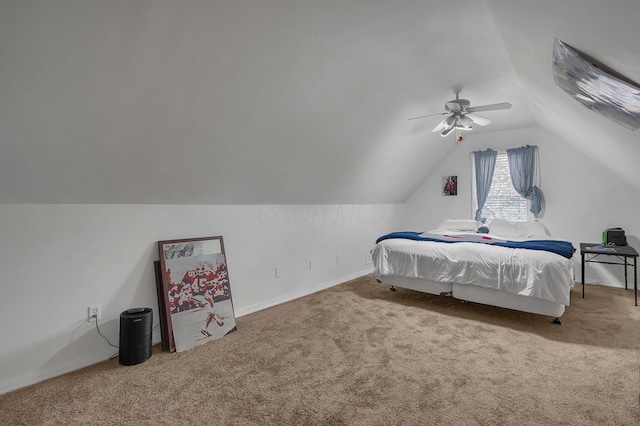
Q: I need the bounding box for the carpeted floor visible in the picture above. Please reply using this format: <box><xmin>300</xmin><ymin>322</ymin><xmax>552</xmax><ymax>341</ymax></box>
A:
<box><xmin>1</xmin><ymin>275</ymin><xmax>639</xmax><ymax>425</ymax></box>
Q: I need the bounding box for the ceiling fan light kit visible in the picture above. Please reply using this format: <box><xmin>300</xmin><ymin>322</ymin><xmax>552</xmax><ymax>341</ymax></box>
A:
<box><xmin>409</xmin><ymin>87</ymin><xmax>512</xmax><ymax>140</ymax></box>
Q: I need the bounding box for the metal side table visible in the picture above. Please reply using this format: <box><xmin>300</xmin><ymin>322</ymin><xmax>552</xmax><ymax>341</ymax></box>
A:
<box><xmin>580</xmin><ymin>243</ymin><xmax>638</xmax><ymax>306</ymax></box>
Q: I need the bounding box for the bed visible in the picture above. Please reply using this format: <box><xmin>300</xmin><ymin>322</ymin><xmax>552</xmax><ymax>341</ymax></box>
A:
<box><xmin>371</xmin><ymin>218</ymin><xmax>576</xmax><ymax>323</ymax></box>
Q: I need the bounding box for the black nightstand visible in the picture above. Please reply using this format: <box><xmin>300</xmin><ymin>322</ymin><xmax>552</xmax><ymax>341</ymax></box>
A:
<box><xmin>580</xmin><ymin>243</ymin><xmax>638</xmax><ymax>306</ymax></box>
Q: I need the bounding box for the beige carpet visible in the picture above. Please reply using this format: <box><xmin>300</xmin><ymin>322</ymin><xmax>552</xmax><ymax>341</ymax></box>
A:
<box><xmin>2</xmin><ymin>275</ymin><xmax>639</xmax><ymax>425</ymax></box>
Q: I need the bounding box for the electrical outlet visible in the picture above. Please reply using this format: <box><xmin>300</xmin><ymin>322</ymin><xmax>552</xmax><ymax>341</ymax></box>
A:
<box><xmin>336</xmin><ymin>254</ymin><xmax>341</xmax><ymax>263</ymax></box>
<box><xmin>309</xmin><ymin>260</ymin><xmax>313</xmax><ymax>270</ymax></box>
<box><xmin>366</xmin><ymin>252</ymin><xmax>373</xmax><ymax>265</ymax></box>
<box><xmin>274</xmin><ymin>267</ymin><xmax>280</xmax><ymax>278</ymax></box>
<box><xmin>88</xmin><ymin>305</ymin><xmax>101</xmax><ymax>322</ymax></box>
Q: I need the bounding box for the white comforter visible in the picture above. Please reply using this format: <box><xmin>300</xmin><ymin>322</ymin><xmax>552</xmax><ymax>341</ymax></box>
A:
<box><xmin>371</xmin><ymin>234</ymin><xmax>575</xmax><ymax>306</ymax></box>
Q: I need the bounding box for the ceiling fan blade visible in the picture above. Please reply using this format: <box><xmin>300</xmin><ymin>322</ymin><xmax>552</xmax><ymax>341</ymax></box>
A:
<box><xmin>467</xmin><ymin>102</ymin><xmax>512</xmax><ymax>113</ymax></box>
<box><xmin>466</xmin><ymin>113</ymin><xmax>492</xmax><ymax>126</ymax></box>
<box><xmin>407</xmin><ymin>112</ymin><xmax>448</xmax><ymax>121</ymax></box>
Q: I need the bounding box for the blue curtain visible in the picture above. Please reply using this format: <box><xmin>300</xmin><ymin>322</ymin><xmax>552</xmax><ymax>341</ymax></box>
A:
<box><xmin>507</xmin><ymin>145</ymin><xmax>541</xmax><ymax>215</ymax></box>
<box><xmin>473</xmin><ymin>148</ymin><xmax>497</xmax><ymax>222</ymax></box>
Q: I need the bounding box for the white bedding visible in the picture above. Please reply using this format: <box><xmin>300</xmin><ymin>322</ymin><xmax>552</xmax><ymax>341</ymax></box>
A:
<box><xmin>371</xmin><ymin>232</ymin><xmax>575</xmax><ymax>306</ymax></box>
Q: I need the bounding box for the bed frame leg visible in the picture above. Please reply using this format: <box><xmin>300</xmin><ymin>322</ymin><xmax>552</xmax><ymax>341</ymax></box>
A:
<box><xmin>376</xmin><ymin>279</ymin><xmax>382</xmax><ymax>283</ymax></box>
<box><xmin>439</xmin><ymin>291</ymin><xmax>453</xmax><ymax>297</ymax></box>
<box><xmin>553</xmin><ymin>317</ymin><xmax>561</xmax><ymax>325</ymax></box>
<box><xmin>389</xmin><ymin>286</ymin><xmax>396</xmax><ymax>291</ymax></box>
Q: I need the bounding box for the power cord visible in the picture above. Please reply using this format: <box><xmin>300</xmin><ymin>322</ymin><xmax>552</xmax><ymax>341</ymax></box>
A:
<box><xmin>93</xmin><ymin>315</ymin><xmax>119</xmax><ymax>349</ymax></box>
<box><xmin>92</xmin><ymin>313</ymin><xmax>159</xmax><ymax>354</ymax></box>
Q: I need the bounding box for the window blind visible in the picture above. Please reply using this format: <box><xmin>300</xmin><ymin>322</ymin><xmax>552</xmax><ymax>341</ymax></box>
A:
<box><xmin>471</xmin><ymin>151</ymin><xmax>529</xmax><ymax>221</ymax></box>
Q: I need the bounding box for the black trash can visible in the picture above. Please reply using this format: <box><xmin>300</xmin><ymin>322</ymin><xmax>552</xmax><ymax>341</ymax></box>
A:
<box><xmin>119</xmin><ymin>308</ymin><xmax>153</xmax><ymax>366</ymax></box>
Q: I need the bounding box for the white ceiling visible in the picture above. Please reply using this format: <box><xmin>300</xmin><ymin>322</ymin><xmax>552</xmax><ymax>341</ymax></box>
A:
<box><xmin>1</xmin><ymin>0</ymin><xmax>639</xmax><ymax>204</ymax></box>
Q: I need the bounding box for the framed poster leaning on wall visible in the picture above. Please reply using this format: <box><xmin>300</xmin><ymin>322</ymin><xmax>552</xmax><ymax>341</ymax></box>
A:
<box><xmin>157</xmin><ymin>236</ymin><xmax>237</xmax><ymax>352</ymax></box>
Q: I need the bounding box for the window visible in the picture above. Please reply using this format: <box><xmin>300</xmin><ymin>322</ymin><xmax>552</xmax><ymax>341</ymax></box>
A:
<box><xmin>471</xmin><ymin>151</ymin><xmax>529</xmax><ymax>222</ymax></box>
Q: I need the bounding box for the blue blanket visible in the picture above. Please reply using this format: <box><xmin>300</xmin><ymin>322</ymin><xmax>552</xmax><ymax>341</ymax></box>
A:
<box><xmin>376</xmin><ymin>231</ymin><xmax>576</xmax><ymax>259</ymax></box>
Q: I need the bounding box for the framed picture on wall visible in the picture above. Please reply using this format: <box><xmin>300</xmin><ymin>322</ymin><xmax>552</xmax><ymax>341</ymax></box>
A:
<box><xmin>157</xmin><ymin>236</ymin><xmax>237</xmax><ymax>352</ymax></box>
<box><xmin>443</xmin><ymin>175</ymin><xmax>457</xmax><ymax>196</ymax></box>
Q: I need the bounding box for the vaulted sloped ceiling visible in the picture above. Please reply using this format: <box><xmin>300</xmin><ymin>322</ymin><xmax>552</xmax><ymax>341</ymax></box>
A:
<box><xmin>487</xmin><ymin>0</ymin><xmax>640</xmax><ymax>193</ymax></box>
<box><xmin>0</xmin><ymin>0</ymin><xmax>638</xmax><ymax>205</ymax></box>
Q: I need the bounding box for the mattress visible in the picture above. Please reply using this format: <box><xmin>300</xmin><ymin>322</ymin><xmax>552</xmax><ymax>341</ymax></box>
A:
<box><xmin>371</xmin><ymin>234</ymin><xmax>575</xmax><ymax>306</ymax></box>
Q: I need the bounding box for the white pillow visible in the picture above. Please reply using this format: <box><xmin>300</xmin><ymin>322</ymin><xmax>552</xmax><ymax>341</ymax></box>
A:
<box><xmin>437</xmin><ymin>219</ymin><xmax>481</xmax><ymax>232</ymax></box>
<box><xmin>487</xmin><ymin>218</ymin><xmax>550</xmax><ymax>239</ymax></box>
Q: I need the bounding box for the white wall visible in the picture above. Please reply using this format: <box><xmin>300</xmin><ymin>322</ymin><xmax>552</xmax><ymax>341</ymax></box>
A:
<box><xmin>404</xmin><ymin>126</ymin><xmax>640</xmax><ymax>288</ymax></box>
<box><xmin>4</xmin><ymin>126</ymin><xmax>639</xmax><ymax>395</ymax></box>
<box><xmin>0</xmin><ymin>203</ymin><xmax>402</xmax><ymax>394</ymax></box>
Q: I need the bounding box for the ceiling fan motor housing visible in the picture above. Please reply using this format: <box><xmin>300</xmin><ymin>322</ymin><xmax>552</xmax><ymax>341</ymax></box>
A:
<box><xmin>446</xmin><ymin>98</ymin><xmax>470</xmax><ymax>112</ymax></box>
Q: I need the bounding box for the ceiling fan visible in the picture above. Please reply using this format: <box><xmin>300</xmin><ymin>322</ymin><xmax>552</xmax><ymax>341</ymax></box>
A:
<box><xmin>408</xmin><ymin>87</ymin><xmax>512</xmax><ymax>137</ymax></box>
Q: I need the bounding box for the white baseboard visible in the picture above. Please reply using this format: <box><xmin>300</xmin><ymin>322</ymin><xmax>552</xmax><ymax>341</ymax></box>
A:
<box><xmin>0</xmin><ymin>270</ymin><xmax>372</xmax><ymax>395</ymax></box>
<box><xmin>234</xmin><ymin>269</ymin><xmax>372</xmax><ymax>318</ymax></box>
<box><xmin>0</xmin><ymin>329</ymin><xmax>167</xmax><ymax>396</ymax></box>
<box><xmin>0</xmin><ymin>347</ymin><xmax>118</xmax><ymax>395</ymax></box>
